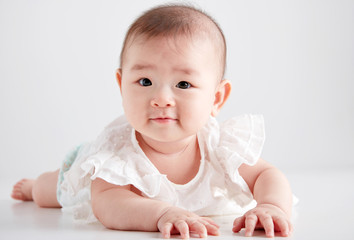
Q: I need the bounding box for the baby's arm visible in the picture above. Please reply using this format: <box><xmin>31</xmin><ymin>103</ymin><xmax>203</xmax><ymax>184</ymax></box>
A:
<box><xmin>91</xmin><ymin>178</ymin><xmax>168</xmax><ymax>231</ymax></box>
<box><xmin>91</xmin><ymin>178</ymin><xmax>219</xmax><ymax>238</ymax></box>
<box><xmin>233</xmin><ymin>159</ymin><xmax>293</xmax><ymax>237</ymax></box>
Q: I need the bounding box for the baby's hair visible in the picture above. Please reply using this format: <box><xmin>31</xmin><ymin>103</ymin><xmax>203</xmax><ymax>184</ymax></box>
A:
<box><xmin>119</xmin><ymin>4</ymin><xmax>227</xmax><ymax>79</ymax></box>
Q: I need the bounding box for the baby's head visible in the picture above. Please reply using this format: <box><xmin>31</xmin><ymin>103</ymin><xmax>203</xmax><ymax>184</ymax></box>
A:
<box><xmin>116</xmin><ymin>4</ymin><xmax>231</xmax><ymax>143</ymax></box>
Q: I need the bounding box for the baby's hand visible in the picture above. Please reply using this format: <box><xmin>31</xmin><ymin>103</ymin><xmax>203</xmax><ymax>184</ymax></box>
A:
<box><xmin>232</xmin><ymin>204</ymin><xmax>292</xmax><ymax>238</ymax></box>
<box><xmin>157</xmin><ymin>206</ymin><xmax>220</xmax><ymax>239</ymax></box>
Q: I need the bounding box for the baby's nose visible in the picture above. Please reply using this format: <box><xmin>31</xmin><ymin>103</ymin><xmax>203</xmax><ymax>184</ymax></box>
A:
<box><xmin>150</xmin><ymin>89</ymin><xmax>175</xmax><ymax>108</ymax></box>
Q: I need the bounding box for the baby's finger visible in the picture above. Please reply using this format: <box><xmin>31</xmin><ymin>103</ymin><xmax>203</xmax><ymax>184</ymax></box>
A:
<box><xmin>187</xmin><ymin>220</ymin><xmax>207</xmax><ymax>238</ymax></box>
<box><xmin>175</xmin><ymin>220</ymin><xmax>190</xmax><ymax>239</ymax></box>
<box><xmin>199</xmin><ymin>219</ymin><xmax>220</xmax><ymax>236</ymax></box>
<box><xmin>245</xmin><ymin>214</ymin><xmax>258</xmax><ymax>237</ymax></box>
<box><xmin>160</xmin><ymin>222</ymin><xmax>173</xmax><ymax>239</ymax></box>
<box><xmin>274</xmin><ymin>216</ymin><xmax>290</xmax><ymax>237</ymax></box>
<box><xmin>289</xmin><ymin>220</ymin><xmax>294</xmax><ymax>235</ymax></box>
<box><xmin>232</xmin><ymin>216</ymin><xmax>245</xmax><ymax>233</ymax></box>
<box><xmin>259</xmin><ymin>215</ymin><xmax>274</xmax><ymax>238</ymax></box>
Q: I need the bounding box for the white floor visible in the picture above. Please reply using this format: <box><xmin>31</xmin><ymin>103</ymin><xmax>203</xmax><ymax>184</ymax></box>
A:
<box><xmin>1</xmin><ymin>169</ymin><xmax>354</xmax><ymax>240</ymax></box>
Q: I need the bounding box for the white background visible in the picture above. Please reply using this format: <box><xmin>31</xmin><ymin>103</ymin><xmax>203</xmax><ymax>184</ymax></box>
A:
<box><xmin>1</xmin><ymin>0</ymin><xmax>353</xmax><ymax>199</ymax></box>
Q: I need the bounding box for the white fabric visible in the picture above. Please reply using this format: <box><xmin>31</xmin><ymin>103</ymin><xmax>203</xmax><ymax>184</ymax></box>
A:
<box><xmin>58</xmin><ymin>114</ymin><xmax>265</xmax><ymax>222</ymax></box>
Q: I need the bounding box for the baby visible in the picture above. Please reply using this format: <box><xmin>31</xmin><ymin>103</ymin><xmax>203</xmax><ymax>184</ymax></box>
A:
<box><xmin>11</xmin><ymin>4</ymin><xmax>293</xmax><ymax>239</ymax></box>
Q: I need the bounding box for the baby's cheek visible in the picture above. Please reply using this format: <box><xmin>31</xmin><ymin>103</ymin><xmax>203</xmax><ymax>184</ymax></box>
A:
<box><xmin>184</xmin><ymin>109</ymin><xmax>210</xmax><ymax>130</ymax></box>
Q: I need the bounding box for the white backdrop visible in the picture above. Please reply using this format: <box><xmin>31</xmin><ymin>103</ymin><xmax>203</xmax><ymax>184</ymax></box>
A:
<box><xmin>1</xmin><ymin>0</ymin><xmax>353</xmax><ymax>199</ymax></box>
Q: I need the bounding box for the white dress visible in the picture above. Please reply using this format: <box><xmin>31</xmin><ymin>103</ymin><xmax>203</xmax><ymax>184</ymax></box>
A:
<box><xmin>58</xmin><ymin>114</ymin><xmax>265</xmax><ymax>222</ymax></box>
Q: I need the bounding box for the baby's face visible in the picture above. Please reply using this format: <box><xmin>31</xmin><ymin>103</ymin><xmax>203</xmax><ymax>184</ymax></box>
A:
<box><xmin>118</xmin><ymin>35</ymin><xmax>222</xmax><ymax>143</ymax></box>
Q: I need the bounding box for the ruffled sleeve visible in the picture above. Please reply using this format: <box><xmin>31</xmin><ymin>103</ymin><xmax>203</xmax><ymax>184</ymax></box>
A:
<box><xmin>80</xmin><ymin>150</ymin><xmax>164</xmax><ymax>198</ymax></box>
<box><xmin>219</xmin><ymin>114</ymin><xmax>265</xmax><ymax>164</ymax></box>
<box><xmin>204</xmin><ymin>115</ymin><xmax>265</xmax><ymax>183</ymax></box>
<box><xmin>79</xmin><ymin>116</ymin><xmax>165</xmax><ymax>198</ymax></box>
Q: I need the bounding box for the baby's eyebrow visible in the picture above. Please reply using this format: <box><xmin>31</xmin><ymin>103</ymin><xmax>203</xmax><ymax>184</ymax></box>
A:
<box><xmin>172</xmin><ymin>67</ymin><xmax>197</xmax><ymax>76</ymax></box>
<box><xmin>131</xmin><ymin>64</ymin><xmax>156</xmax><ymax>71</ymax></box>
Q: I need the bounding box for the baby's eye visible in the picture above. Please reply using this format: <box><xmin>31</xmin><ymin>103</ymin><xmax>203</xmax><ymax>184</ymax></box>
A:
<box><xmin>138</xmin><ymin>78</ymin><xmax>152</xmax><ymax>87</ymax></box>
<box><xmin>176</xmin><ymin>81</ymin><xmax>191</xmax><ymax>89</ymax></box>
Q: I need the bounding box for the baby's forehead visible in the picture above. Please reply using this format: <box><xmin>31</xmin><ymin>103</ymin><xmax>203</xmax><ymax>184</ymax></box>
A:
<box><xmin>123</xmin><ymin>34</ymin><xmax>222</xmax><ymax>72</ymax></box>
<box><xmin>122</xmin><ymin>34</ymin><xmax>224</xmax><ymax>81</ymax></box>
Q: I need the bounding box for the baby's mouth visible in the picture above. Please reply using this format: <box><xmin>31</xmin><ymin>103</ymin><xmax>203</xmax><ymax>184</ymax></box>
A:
<box><xmin>150</xmin><ymin>117</ymin><xmax>177</xmax><ymax>123</ymax></box>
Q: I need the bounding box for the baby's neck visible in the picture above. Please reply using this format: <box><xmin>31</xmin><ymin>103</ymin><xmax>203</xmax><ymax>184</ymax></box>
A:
<box><xmin>136</xmin><ymin>133</ymin><xmax>198</xmax><ymax>156</ymax></box>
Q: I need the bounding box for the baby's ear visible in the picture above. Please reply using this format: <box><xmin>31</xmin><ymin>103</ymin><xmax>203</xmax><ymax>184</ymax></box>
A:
<box><xmin>116</xmin><ymin>68</ymin><xmax>123</xmax><ymax>92</ymax></box>
<box><xmin>211</xmin><ymin>80</ymin><xmax>232</xmax><ymax>117</ymax></box>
